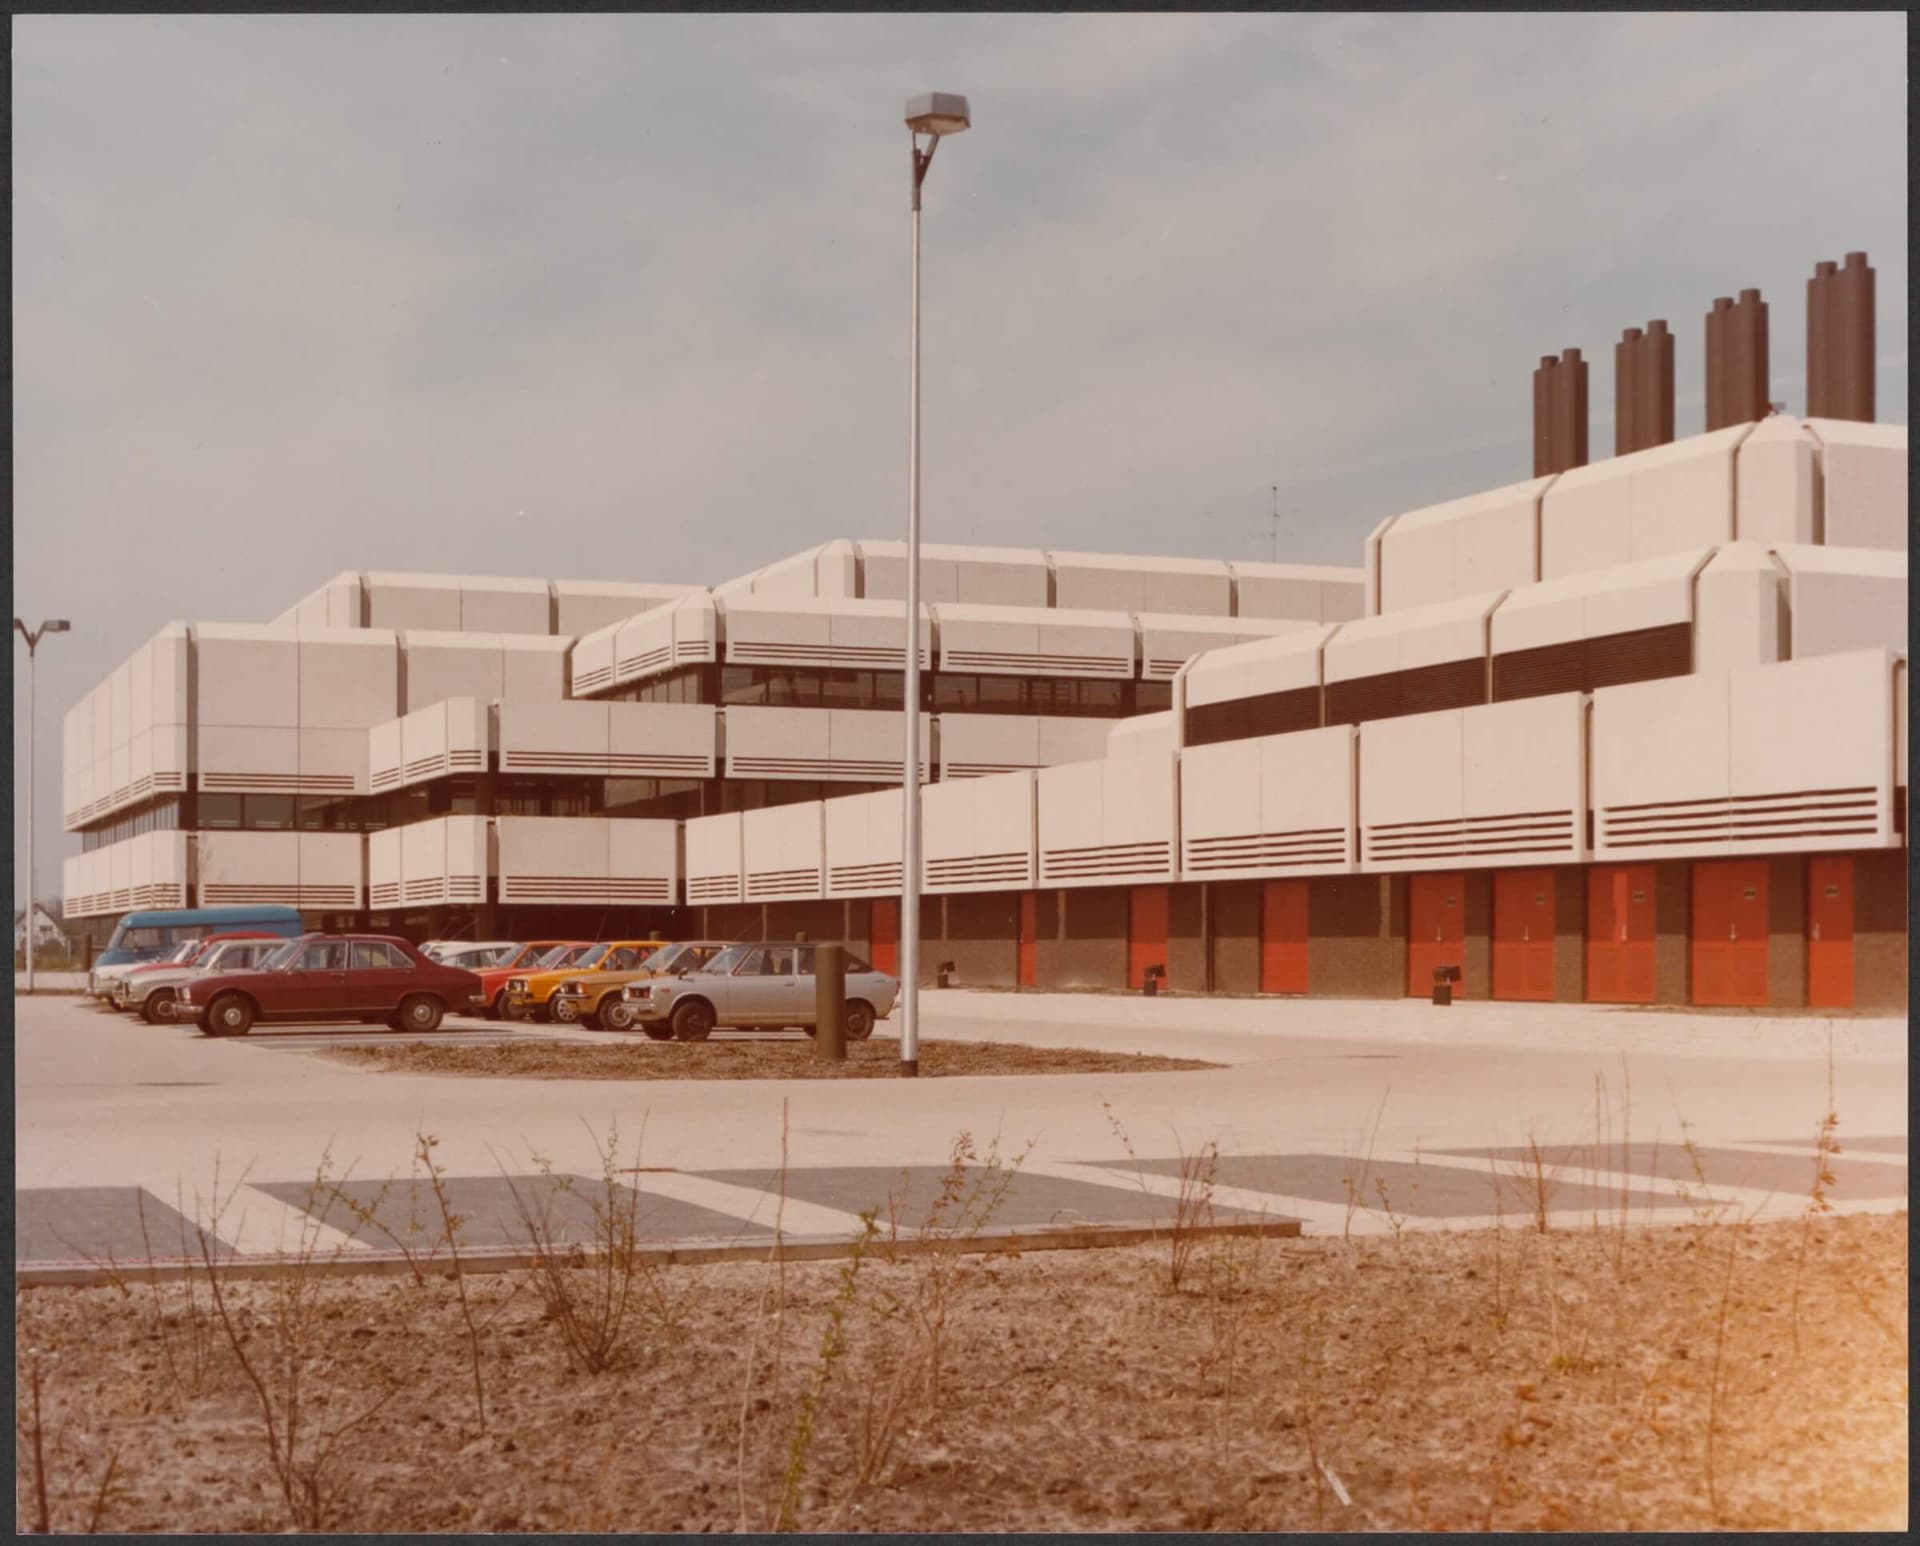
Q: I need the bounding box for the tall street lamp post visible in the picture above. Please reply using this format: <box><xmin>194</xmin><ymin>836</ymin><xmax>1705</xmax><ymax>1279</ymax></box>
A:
<box><xmin>14</xmin><ymin>617</ymin><xmax>72</xmax><ymax>994</ymax></box>
<box><xmin>898</xmin><ymin>91</ymin><xmax>970</xmax><ymax>1077</ymax></box>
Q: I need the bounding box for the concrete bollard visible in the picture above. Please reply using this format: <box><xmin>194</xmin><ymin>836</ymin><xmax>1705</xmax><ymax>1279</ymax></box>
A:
<box><xmin>815</xmin><ymin>943</ymin><xmax>847</xmax><ymax>1062</ymax></box>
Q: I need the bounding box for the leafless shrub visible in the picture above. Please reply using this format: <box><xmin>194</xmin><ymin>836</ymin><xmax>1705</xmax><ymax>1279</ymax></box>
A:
<box><xmin>1789</xmin><ymin>1029</ymin><xmax>1841</xmax><ymax>1356</ymax></box>
<box><xmin>1340</xmin><ymin>1088</ymin><xmax>1391</xmax><ymax>1240</ymax></box>
<box><xmin>507</xmin><ymin>1117</ymin><xmax>678</xmax><ymax>1376</ymax></box>
<box><xmin>13</xmin><ymin>1345</ymin><xmax>124</xmax><ymax>1536</ymax></box>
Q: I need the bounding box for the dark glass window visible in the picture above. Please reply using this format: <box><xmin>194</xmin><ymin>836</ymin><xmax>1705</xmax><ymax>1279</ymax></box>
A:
<box><xmin>198</xmin><ymin>794</ymin><xmax>243</xmax><ymax>830</ymax></box>
<box><xmin>1134</xmin><ymin>680</ymin><xmax>1173</xmax><ymax>713</ymax></box>
<box><xmin>246</xmin><ymin>794</ymin><xmax>295</xmax><ymax>830</ymax></box>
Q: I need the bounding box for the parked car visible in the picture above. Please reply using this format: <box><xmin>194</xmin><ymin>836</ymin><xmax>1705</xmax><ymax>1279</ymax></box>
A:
<box><xmin>106</xmin><ymin>931</ymin><xmax>282</xmax><ymax>1011</ymax></box>
<box><xmin>175</xmin><ymin>935</ymin><xmax>487</xmax><ymax>1037</ymax></box>
<box><xmin>552</xmin><ymin>941</ymin><xmax>731</xmax><ymax>1029</ymax></box>
<box><xmin>86</xmin><ymin>905</ymin><xmax>305</xmax><ymax>1000</ymax></box>
<box><xmin>499</xmin><ymin>940</ymin><xmax>662</xmax><ymax>1023</ymax></box>
<box><xmin>470</xmin><ymin>941</ymin><xmax>593</xmax><ymax>1020</ymax></box>
<box><xmin>431</xmin><ymin>941</ymin><xmax>519</xmax><ymax>971</ymax></box>
<box><xmin>613</xmin><ymin>942</ymin><xmax>898</xmax><ymax>1042</ymax></box>
<box><xmin>113</xmin><ymin>936</ymin><xmax>285</xmax><ymax>1023</ymax></box>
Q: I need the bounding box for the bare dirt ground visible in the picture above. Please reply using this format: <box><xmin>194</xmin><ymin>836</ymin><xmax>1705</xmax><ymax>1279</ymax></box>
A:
<box><xmin>14</xmin><ymin>1205</ymin><xmax>1906</xmax><ymax>1533</ymax></box>
<box><xmin>321</xmin><ymin>1038</ymin><xmax>1219</xmax><ymax>1080</ymax></box>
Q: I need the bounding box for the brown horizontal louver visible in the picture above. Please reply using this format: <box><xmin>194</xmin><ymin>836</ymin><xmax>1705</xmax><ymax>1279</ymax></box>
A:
<box><xmin>1493</xmin><ymin>640</ymin><xmax>1589</xmax><ymax>703</ymax></box>
<box><xmin>1325</xmin><ymin>657</ymin><xmax>1485</xmax><ymax>727</ymax></box>
<box><xmin>1586</xmin><ymin>623</ymin><xmax>1690</xmax><ymax>691</ymax></box>
<box><xmin>1184</xmin><ymin>685</ymin><xmax>1322</xmax><ymax>748</ymax></box>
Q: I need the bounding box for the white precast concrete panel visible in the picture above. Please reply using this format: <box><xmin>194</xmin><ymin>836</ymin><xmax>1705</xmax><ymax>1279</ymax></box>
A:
<box><xmin>923</xmin><ymin>768</ymin><xmax>1036</xmax><ymax>893</ymax></box>
<box><xmin>722</xmin><ymin>596</ymin><xmax>929</xmax><ymax>672</ymax></box>
<box><xmin>1734</xmin><ymin>417</ymin><xmax>1820</xmax><ymax>546</ymax></box>
<box><xmin>502</xmin><ymin>635</ymin><xmax>572</xmax><ymax>700</ymax></box>
<box><xmin>367</xmin><ymin>826</ymin><xmax>402</xmax><ymax>910</ymax></box>
<box><xmin>495</xmin><ymin>698</ymin><xmax>610</xmax><ymax>776</ymax></box>
<box><xmin>570</xmin><ymin>626</ymin><xmax>616</xmax><ymax>696</ymax></box>
<box><xmin>1807</xmin><ymin>419</ymin><xmax>1908</xmax><ymax>551</ymax></box>
<box><xmin>1323</xmin><ymin>591</ymin><xmax>1502</xmax><ymax>683</ymax></box>
<box><xmin>553</xmin><ymin>581</ymin><xmax>703</xmax><ymax>639</ymax></box>
<box><xmin>823</xmin><ymin>787</ymin><xmax>904</xmax><ymax>896</ymax></box>
<box><xmin>195</xmin><ymin>828</ymin><xmax>361</xmax><ymax>911</ymax></box>
<box><xmin>829</xmin><ymin>709</ymin><xmax>932</xmax><ymax>784</ymax></box>
<box><xmin>1036</xmin><ymin>750</ymin><xmax>1175</xmax><ymax>887</ymax></box>
<box><xmin>1050</xmin><ymin>550</ymin><xmax>1233</xmax><ymax>616</ymax></box>
<box><xmin>400</xmin><ymin>632</ymin><xmax>503</xmax><ymax>713</ymax></box>
<box><xmin>937</xmin><ymin>714</ymin><xmax>1040</xmax><ymax>779</ymax></box>
<box><xmin>1105</xmin><ymin>712</ymin><xmax>1176</xmax><ymax>760</ymax></box>
<box><xmin>607</xmin><ymin>820</ymin><xmax>679</xmax><ymax>905</ymax></box>
<box><xmin>743</xmin><ymin>801</ymin><xmax>825</xmax><ymax>901</ymax></box>
<box><xmin>606</xmin><ymin>702</ymin><xmax>718</xmax><ymax>779</ymax></box>
<box><xmin>608</xmin><ymin>602</ymin><xmax>677</xmax><ymax>684</ymax></box>
<box><xmin>194</xmin><ymin>623</ymin><xmax>300</xmax><ymax>729</ymax></box>
<box><xmin>1772</xmin><ymin>545</ymin><xmax>1908</xmax><ymax>660</ymax></box>
<box><xmin>1541</xmin><ymin>424</ymin><xmax>1752</xmax><ymax>579</ymax></box>
<box><xmin>458</xmin><ymin>576</ymin><xmax>551</xmax><ymax>635</ymax></box>
<box><xmin>1377</xmin><ymin>476</ymin><xmax>1549</xmax><ymax>613</ymax></box>
<box><xmin>856</xmin><ymin>541</ymin><xmax>1052</xmax><ymax>608</ymax></box>
<box><xmin>1181</xmin><ymin>625</ymin><xmax>1336</xmax><ymax>710</ymax></box>
<box><xmin>1136</xmin><ymin>613</ymin><xmax>1317</xmax><ymax>680</ymax></box>
<box><xmin>1490</xmin><ymin>549</ymin><xmax>1707</xmax><ymax>654</ymax></box>
<box><xmin>684</xmin><ymin>812</ymin><xmax>744</xmax><ymax>905</ymax></box>
<box><xmin>366</xmin><ymin>572</ymin><xmax>463</xmax><ymax>632</ymax></box>
<box><xmin>1693</xmin><ymin>545</ymin><xmax>1787</xmax><ymax>674</ymax></box>
<box><xmin>1228</xmin><ymin>560</ymin><xmax>1366</xmax><ymax>624</ymax></box>
<box><xmin>1180</xmin><ymin>725</ymin><xmax>1354</xmax><ymax>879</ymax></box>
<box><xmin>1038</xmin><ymin>717</ymin><xmax>1121</xmax><ymax>768</ymax></box>
<box><xmin>395</xmin><ymin>816</ymin><xmax>490</xmax><ymax>908</ymax></box>
<box><xmin>369</xmin><ymin>698</ymin><xmax>485</xmax><ymax>792</ymax></box>
<box><xmin>1592</xmin><ymin>651</ymin><xmax>1896</xmax><ymax>858</ymax></box>
<box><xmin>1359</xmin><ymin>695</ymin><xmax>1583</xmax><ymax>870</ymax></box>
<box><xmin>934</xmin><ymin>603</ymin><xmax>1133</xmax><ymax>677</ymax></box>
<box><xmin>498</xmin><ymin>816</ymin><xmax>613</xmax><ymax>906</ymax></box>
<box><xmin>724</xmin><ymin>706</ymin><xmax>930</xmax><ymax>783</ymax></box>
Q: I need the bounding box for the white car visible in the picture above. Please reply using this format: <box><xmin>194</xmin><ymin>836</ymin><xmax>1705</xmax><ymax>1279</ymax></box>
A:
<box><xmin>614</xmin><ymin>942</ymin><xmax>899</xmax><ymax>1043</ymax></box>
<box><xmin>112</xmin><ymin>937</ymin><xmax>284</xmax><ymax>1023</ymax></box>
<box><xmin>421</xmin><ymin>940</ymin><xmax>517</xmax><ymax>968</ymax></box>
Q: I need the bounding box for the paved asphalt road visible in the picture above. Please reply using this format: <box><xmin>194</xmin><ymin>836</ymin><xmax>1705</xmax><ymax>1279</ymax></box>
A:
<box><xmin>13</xmin><ymin>992</ymin><xmax>1907</xmax><ymax>1267</ymax></box>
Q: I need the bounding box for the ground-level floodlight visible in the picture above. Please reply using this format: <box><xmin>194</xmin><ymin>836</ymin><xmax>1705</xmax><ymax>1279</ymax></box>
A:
<box><xmin>897</xmin><ymin>91</ymin><xmax>970</xmax><ymax>1078</ymax></box>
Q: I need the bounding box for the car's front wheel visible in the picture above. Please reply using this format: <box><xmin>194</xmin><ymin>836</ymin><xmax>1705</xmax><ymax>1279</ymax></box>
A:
<box><xmin>670</xmin><ymin>999</ymin><xmax>715</xmax><ymax>1043</ymax></box>
<box><xmin>600</xmin><ymin>999</ymin><xmax>637</xmax><ymax>1032</ymax></box>
<box><xmin>551</xmin><ymin>997</ymin><xmax>578</xmax><ymax>1024</ymax></box>
<box><xmin>203</xmin><ymin>994</ymin><xmax>255</xmax><ymax>1038</ymax></box>
<box><xmin>139</xmin><ymin>990</ymin><xmax>175</xmax><ymax>1025</ymax></box>
<box><xmin>394</xmin><ymin>995</ymin><xmax>444</xmax><ymax>1034</ymax></box>
<box><xmin>844</xmin><ymin>1001</ymin><xmax>877</xmax><ymax>1041</ymax></box>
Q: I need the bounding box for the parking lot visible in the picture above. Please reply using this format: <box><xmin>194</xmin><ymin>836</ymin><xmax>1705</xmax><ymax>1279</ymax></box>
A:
<box><xmin>14</xmin><ymin>989</ymin><xmax>1908</xmax><ymax>1274</ymax></box>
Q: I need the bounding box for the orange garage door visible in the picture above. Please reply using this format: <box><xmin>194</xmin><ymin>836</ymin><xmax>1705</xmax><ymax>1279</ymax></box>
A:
<box><xmin>1493</xmin><ymin>869</ymin><xmax>1556</xmax><ymax>1001</ymax></box>
<box><xmin>1586</xmin><ymin>864</ymin><xmax>1656</xmax><ymax>1003</ymax></box>
<box><xmin>1807</xmin><ymin>857</ymin><xmax>1854</xmax><ymax>1009</ymax></box>
<box><xmin>1260</xmin><ymin>879</ymin><xmax>1309</xmax><ymax>995</ymax></box>
<box><xmin>869</xmin><ymin>896</ymin><xmax>898</xmax><ymax>978</ymax></box>
<box><xmin>1407</xmin><ymin>872</ymin><xmax>1466</xmax><ymax>996</ymax></box>
<box><xmin>1128</xmin><ymin>885</ymin><xmax>1169</xmax><ymax>991</ymax></box>
<box><xmin>1691</xmin><ymin>860</ymin><xmax>1768</xmax><ymax>1007</ymax></box>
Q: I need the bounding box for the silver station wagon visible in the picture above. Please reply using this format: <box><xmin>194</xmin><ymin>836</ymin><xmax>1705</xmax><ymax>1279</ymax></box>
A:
<box><xmin>615</xmin><ymin>942</ymin><xmax>899</xmax><ymax>1043</ymax></box>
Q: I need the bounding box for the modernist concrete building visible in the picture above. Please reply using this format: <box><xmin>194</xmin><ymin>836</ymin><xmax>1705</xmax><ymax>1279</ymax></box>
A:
<box><xmin>62</xmin><ymin>413</ymin><xmax>1908</xmax><ymax>1010</ymax></box>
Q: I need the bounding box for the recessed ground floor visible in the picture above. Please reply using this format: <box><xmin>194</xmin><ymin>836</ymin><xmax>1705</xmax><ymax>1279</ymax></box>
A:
<box><xmin>306</xmin><ymin>848</ymin><xmax>1911</xmax><ymax>1012</ymax></box>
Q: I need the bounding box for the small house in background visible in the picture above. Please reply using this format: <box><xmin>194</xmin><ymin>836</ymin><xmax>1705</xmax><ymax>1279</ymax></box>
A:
<box><xmin>14</xmin><ymin>903</ymin><xmax>71</xmax><ymax>956</ymax></box>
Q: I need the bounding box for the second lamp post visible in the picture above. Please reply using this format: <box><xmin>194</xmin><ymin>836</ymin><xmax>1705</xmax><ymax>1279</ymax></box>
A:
<box><xmin>898</xmin><ymin>91</ymin><xmax>970</xmax><ymax>1077</ymax></box>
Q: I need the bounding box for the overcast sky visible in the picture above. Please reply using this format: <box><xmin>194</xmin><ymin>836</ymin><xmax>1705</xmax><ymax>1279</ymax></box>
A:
<box><xmin>11</xmin><ymin>11</ymin><xmax>1908</xmax><ymax>904</ymax></box>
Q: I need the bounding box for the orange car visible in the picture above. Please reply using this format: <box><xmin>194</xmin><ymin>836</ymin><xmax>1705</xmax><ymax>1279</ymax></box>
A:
<box><xmin>471</xmin><ymin>941</ymin><xmax>591</xmax><ymax>1020</ymax></box>
<box><xmin>549</xmin><ymin>941</ymin><xmax>731</xmax><ymax>1029</ymax></box>
<box><xmin>498</xmin><ymin>940</ymin><xmax>662</xmax><ymax>1023</ymax></box>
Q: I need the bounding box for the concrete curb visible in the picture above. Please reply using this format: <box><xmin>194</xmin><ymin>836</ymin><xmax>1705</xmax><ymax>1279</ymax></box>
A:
<box><xmin>14</xmin><ymin>1215</ymin><xmax>1301</xmax><ymax>1289</ymax></box>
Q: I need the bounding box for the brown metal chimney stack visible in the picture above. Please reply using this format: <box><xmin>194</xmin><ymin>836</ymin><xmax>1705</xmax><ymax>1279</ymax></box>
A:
<box><xmin>1614</xmin><ymin>320</ymin><xmax>1675</xmax><ymax>455</ymax></box>
<box><xmin>1808</xmin><ymin>251</ymin><xmax>1875</xmax><ymax>420</ymax></box>
<box><xmin>1705</xmin><ymin>289</ymin><xmax>1769</xmax><ymax>430</ymax></box>
<box><xmin>1532</xmin><ymin>349</ymin><xmax>1590</xmax><ymax>475</ymax></box>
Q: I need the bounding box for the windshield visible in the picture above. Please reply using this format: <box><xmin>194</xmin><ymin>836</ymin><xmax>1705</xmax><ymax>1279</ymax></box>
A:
<box><xmin>572</xmin><ymin>944</ymin><xmax>611</xmax><ymax>969</ymax></box>
<box><xmin>705</xmin><ymin>945</ymin><xmax>752</xmax><ymax>977</ymax></box>
<box><xmin>261</xmin><ymin>940</ymin><xmax>304</xmax><ymax>971</ymax></box>
<box><xmin>533</xmin><ymin>944</ymin><xmax>576</xmax><ymax>968</ymax></box>
<box><xmin>164</xmin><ymin>941</ymin><xmax>200</xmax><ymax>964</ymax></box>
<box><xmin>637</xmin><ymin>944</ymin><xmax>678</xmax><ymax>973</ymax></box>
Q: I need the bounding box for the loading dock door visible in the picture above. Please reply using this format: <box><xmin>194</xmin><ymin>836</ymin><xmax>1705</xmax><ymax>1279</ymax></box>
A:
<box><xmin>1017</xmin><ymin>892</ymin><xmax>1038</xmax><ymax>988</ymax></box>
<box><xmin>1493</xmin><ymin>869</ymin><xmax>1556</xmax><ymax>1001</ymax></box>
<box><xmin>1691</xmin><ymin>860</ymin><xmax>1769</xmax><ymax>1007</ymax></box>
<box><xmin>869</xmin><ymin>896</ymin><xmax>898</xmax><ymax>978</ymax></box>
<box><xmin>1128</xmin><ymin>885</ymin><xmax>1170</xmax><ymax>991</ymax></box>
<box><xmin>1586</xmin><ymin>864</ymin><xmax>1656</xmax><ymax>1003</ymax></box>
<box><xmin>1406</xmin><ymin>872</ymin><xmax>1466</xmax><ymax>997</ymax></box>
<box><xmin>1260</xmin><ymin>879</ymin><xmax>1309</xmax><ymax>995</ymax></box>
<box><xmin>1807</xmin><ymin>857</ymin><xmax>1854</xmax><ymax>1009</ymax></box>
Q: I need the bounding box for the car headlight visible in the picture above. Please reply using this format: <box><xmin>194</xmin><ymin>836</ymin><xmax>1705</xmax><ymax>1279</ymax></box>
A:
<box><xmin>622</xmin><ymin>984</ymin><xmax>653</xmax><ymax>1001</ymax></box>
<box><xmin>557</xmin><ymin>981</ymin><xmax>584</xmax><ymax>996</ymax></box>
<box><xmin>506</xmin><ymin>978</ymin><xmax>527</xmax><ymax>993</ymax></box>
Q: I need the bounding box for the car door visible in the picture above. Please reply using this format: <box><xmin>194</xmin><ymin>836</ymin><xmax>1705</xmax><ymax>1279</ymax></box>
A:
<box><xmin>267</xmin><ymin>939</ymin><xmax>350</xmax><ymax>1019</ymax></box>
<box><xmin>345</xmin><ymin>939</ymin><xmax>411</xmax><ymax>1014</ymax></box>
<box><xmin>730</xmin><ymin>945</ymin><xmax>801</xmax><ymax>1026</ymax></box>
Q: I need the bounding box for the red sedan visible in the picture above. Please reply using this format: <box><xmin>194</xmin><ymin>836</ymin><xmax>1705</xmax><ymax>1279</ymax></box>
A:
<box><xmin>175</xmin><ymin>934</ymin><xmax>487</xmax><ymax>1037</ymax></box>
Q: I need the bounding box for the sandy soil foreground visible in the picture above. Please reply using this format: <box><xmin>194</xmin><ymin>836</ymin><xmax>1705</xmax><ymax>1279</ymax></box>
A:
<box><xmin>13</xmin><ymin>1209</ymin><xmax>1906</xmax><ymax>1533</ymax></box>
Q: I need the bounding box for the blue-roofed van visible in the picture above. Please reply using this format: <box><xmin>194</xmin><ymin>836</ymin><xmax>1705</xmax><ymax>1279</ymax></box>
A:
<box><xmin>86</xmin><ymin>905</ymin><xmax>306</xmax><ymax>1000</ymax></box>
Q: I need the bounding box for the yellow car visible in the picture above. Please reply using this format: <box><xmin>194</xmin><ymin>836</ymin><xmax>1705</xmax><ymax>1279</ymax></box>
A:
<box><xmin>499</xmin><ymin>940</ymin><xmax>661</xmax><ymax>1022</ymax></box>
<box><xmin>549</xmin><ymin>941</ymin><xmax>731</xmax><ymax>1029</ymax></box>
